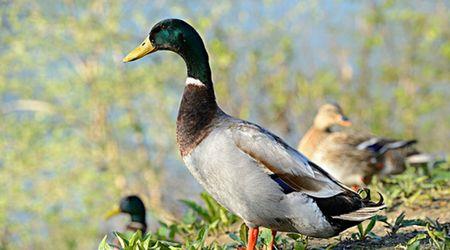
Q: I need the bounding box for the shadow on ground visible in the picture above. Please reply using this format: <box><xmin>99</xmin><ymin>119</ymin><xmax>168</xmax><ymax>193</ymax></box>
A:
<box><xmin>327</xmin><ymin>230</ymin><xmax>424</xmax><ymax>249</ymax></box>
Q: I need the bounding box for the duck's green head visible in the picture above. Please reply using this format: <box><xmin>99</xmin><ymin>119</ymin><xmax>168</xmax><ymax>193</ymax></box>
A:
<box><xmin>123</xmin><ymin>19</ymin><xmax>211</xmax><ymax>84</ymax></box>
<box><xmin>105</xmin><ymin>195</ymin><xmax>146</xmax><ymax>222</ymax></box>
<box><xmin>119</xmin><ymin>195</ymin><xmax>146</xmax><ymax>216</ymax></box>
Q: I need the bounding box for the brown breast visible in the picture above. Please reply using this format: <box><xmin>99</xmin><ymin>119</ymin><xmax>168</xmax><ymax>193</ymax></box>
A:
<box><xmin>298</xmin><ymin>127</ymin><xmax>330</xmax><ymax>158</ymax></box>
<box><xmin>176</xmin><ymin>84</ymin><xmax>218</xmax><ymax>156</ymax></box>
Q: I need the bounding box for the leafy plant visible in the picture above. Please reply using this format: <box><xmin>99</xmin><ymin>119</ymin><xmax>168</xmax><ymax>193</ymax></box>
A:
<box><xmin>227</xmin><ymin>223</ymin><xmax>248</xmax><ymax>248</ymax></box>
<box><xmin>180</xmin><ymin>192</ymin><xmax>239</xmax><ymax>232</ymax></box>
<box><xmin>424</xmin><ymin>219</ymin><xmax>450</xmax><ymax>250</ymax></box>
<box><xmin>98</xmin><ymin>231</ymin><xmax>181</xmax><ymax>250</ymax></box>
<box><xmin>425</xmin><ymin>218</ymin><xmax>449</xmax><ymax>232</ymax></box>
<box><xmin>352</xmin><ymin>216</ymin><xmax>379</xmax><ymax>240</ymax></box>
<box><xmin>153</xmin><ymin>192</ymin><xmax>240</xmax><ymax>243</ymax></box>
<box><xmin>404</xmin><ymin>233</ymin><xmax>427</xmax><ymax>250</ymax></box>
<box><xmin>286</xmin><ymin>234</ymin><xmax>309</xmax><ymax>250</ymax></box>
<box><xmin>400</xmin><ymin>219</ymin><xmax>450</xmax><ymax>250</ymax></box>
<box><xmin>100</xmin><ymin>228</ymin><xmax>235</xmax><ymax>250</ymax></box>
<box><xmin>371</xmin><ymin>163</ymin><xmax>450</xmax><ymax>208</ymax></box>
<box><xmin>380</xmin><ymin>212</ymin><xmax>426</xmax><ymax>235</ymax></box>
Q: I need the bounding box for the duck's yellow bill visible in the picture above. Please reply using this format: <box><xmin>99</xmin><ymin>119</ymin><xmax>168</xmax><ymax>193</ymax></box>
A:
<box><xmin>104</xmin><ymin>205</ymin><xmax>121</xmax><ymax>219</ymax></box>
<box><xmin>123</xmin><ymin>37</ymin><xmax>156</xmax><ymax>63</ymax></box>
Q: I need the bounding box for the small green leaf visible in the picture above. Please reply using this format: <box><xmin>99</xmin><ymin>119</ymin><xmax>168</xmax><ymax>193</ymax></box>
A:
<box><xmin>210</xmin><ymin>219</ymin><xmax>220</xmax><ymax>229</ymax></box>
<box><xmin>180</xmin><ymin>199</ymin><xmax>211</xmax><ymax>222</ymax></box>
<box><xmin>403</xmin><ymin>219</ymin><xmax>427</xmax><ymax>227</ymax></box>
<box><xmin>406</xmin><ymin>233</ymin><xmax>426</xmax><ymax>250</ymax></box>
<box><xmin>286</xmin><ymin>233</ymin><xmax>300</xmax><ymax>240</ymax></box>
<box><xmin>293</xmin><ymin>240</ymin><xmax>307</xmax><ymax>250</ymax></box>
<box><xmin>142</xmin><ymin>236</ymin><xmax>152</xmax><ymax>249</ymax></box>
<box><xmin>259</xmin><ymin>228</ymin><xmax>272</xmax><ymax>245</ymax></box>
<box><xmin>406</xmin><ymin>240</ymin><xmax>421</xmax><ymax>250</ymax></box>
<box><xmin>395</xmin><ymin>212</ymin><xmax>406</xmax><ymax>225</ymax></box>
<box><xmin>98</xmin><ymin>235</ymin><xmax>112</xmax><ymax>250</ymax></box>
<box><xmin>197</xmin><ymin>225</ymin><xmax>209</xmax><ymax>244</ymax></box>
<box><xmin>228</xmin><ymin>233</ymin><xmax>243</xmax><ymax>243</ymax></box>
<box><xmin>219</xmin><ymin>208</ymin><xmax>229</xmax><ymax>225</ymax></box>
<box><xmin>128</xmin><ymin>230</ymin><xmax>142</xmax><ymax>246</ymax></box>
<box><xmin>357</xmin><ymin>223</ymin><xmax>364</xmax><ymax>237</ymax></box>
<box><xmin>114</xmin><ymin>232</ymin><xmax>129</xmax><ymax>248</ymax></box>
<box><xmin>201</xmin><ymin>192</ymin><xmax>219</xmax><ymax>219</ymax></box>
<box><xmin>239</xmin><ymin>223</ymin><xmax>248</xmax><ymax>245</ymax></box>
<box><xmin>364</xmin><ymin>217</ymin><xmax>377</xmax><ymax>236</ymax></box>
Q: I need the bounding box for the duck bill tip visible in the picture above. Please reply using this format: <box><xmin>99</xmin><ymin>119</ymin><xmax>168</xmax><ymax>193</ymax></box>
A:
<box><xmin>122</xmin><ymin>36</ymin><xmax>156</xmax><ymax>63</ymax></box>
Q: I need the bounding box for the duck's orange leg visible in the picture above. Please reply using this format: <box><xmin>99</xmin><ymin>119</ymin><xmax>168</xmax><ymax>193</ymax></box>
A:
<box><xmin>247</xmin><ymin>227</ymin><xmax>259</xmax><ymax>250</ymax></box>
<box><xmin>269</xmin><ymin>229</ymin><xmax>277</xmax><ymax>250</ymax></box>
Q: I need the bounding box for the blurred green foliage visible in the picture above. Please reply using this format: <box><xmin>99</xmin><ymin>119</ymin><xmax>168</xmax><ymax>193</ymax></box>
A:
<box><xmin>99</xmin><ymin>173</ymin><xmax>450</xmax><ymax>249</ymax></box>
<box><xmin>0</xmin><ymin>0</ymin><xmax>448</xmax><ymax>249</ymax></box>
<box><xmin>99</xmin><ymin>198</ymin><xmax>312</xmax><ymax>250</ymax></box>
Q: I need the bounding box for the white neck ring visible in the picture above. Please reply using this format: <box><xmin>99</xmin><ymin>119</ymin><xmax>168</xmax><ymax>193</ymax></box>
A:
<box><xmin>185</xmin><ymin>77</ymin><xmax>205</xmax><ymax>86</ymax></box>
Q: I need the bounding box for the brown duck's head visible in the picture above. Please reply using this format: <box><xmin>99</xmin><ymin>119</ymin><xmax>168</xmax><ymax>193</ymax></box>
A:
<box><xmin>313</xmin><ymin>103</ymin><xmax>352</xmax><ymax>130</ymax></box>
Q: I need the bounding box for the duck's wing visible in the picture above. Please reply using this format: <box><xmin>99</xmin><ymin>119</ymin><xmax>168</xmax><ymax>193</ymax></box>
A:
<box><xmin>356</xmin><ymin>137</ymin><xmax>418</xmax><ymax>157</ymax></box>
<box><xmin>228</xmin><ymin>121</ymin><xmax>353</xmax><ymax>198</ymax></box>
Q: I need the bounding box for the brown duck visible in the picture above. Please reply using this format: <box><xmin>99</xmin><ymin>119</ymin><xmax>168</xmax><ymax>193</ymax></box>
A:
<box><xmin>298</xmin><ymin>103</ymin><xmax>427</xmax><ymax>188</ymax></box>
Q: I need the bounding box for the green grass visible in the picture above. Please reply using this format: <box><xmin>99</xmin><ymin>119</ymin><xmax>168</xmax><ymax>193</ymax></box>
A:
<box><xmin>99</xmin><ymin>162</ymin><xmax>450</xmax><ymax>249</ymax></box>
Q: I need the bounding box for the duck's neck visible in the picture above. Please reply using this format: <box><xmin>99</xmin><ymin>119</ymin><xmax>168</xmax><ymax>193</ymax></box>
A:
<box><xmin>298</xmin><ymin>126</ymin><xmax>332</xmax><ymax>158</ymax></box>
<box><xmin>128</xmin><ymin>214</ymin><xmax>147</xmax><ymax>233</ymax></box>
<box><xmin>131</xmin><ymin>214</ymin><xmax>146</xmax><ymax>225</ymax></box>
<box><xmin>183</xmin><ymin>49</ymin><xmax>213</xmax><ymax>89</ymax></box>
<box><xmin>176</xmin><ymin>45</ymin><xmax>218</xmax><ymax>157</ymax></box>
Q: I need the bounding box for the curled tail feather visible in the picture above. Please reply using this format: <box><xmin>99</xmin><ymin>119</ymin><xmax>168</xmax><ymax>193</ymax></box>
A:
<box><xmin>331</xmin><ymin>189</ymin><xmax>386</xmax><ymax>221</ymax></box>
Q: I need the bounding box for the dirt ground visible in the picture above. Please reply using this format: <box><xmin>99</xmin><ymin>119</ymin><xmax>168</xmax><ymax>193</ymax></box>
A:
<box><xmin>307</xmin><ymin>192</ymin><xmax>450</xmax><ymax>249</ymax></box>
<box><xmin>207</xmin><ymin>189</ymin><xmax>450</xmax><ymax>249</ymax></box>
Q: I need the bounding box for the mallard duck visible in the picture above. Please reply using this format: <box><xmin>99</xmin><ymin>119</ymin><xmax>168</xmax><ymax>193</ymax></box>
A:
<box><xmin>298</xmin><ymin>103</ymin><xmax>351</xmax><ymax>158</ymax></box>
<box><xmin>298</xmin><ymin>103</ymin><xmax>428</xmax><ymax>188</ymax></box>
<box><xmin>123</xmin><ymin>19</ymin><xmax>385</xmax><ymax>250</ymax></box>
<box><xmin>105</xmin><ymin>195</ymin><xmax>147</xmax><ymax>233</ymax></box>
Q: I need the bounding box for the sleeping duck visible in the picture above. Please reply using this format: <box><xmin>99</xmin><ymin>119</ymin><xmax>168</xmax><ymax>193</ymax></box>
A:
<box><xmin>298</xmin><ymin>103</ymin><xmax>431</xmax><ymax>188</ymax></box>
<box><xmin>123</xmin><ymin>19</ymin><xmax>385</xmax><ymax>250</ymax></box>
